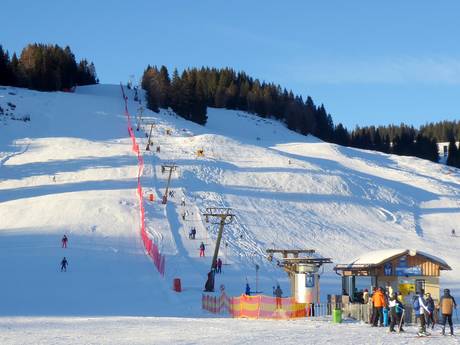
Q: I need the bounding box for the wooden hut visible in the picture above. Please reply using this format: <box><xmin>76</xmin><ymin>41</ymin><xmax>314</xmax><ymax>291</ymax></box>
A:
<box><xmin>334</xmin><ymin>249</ymin><xmax>451</xmax><ymax>302</ymax></box>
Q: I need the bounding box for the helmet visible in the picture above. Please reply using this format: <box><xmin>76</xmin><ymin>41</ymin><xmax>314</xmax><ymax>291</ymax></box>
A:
<box><xmin>444</xmin><ymin>288</ymin><xmax>450</xmax><ymax>294</ymax></box>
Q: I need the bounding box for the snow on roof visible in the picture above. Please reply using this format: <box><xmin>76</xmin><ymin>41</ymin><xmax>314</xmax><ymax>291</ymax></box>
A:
<box><xmin>338</xmin><ymin>248</ymin><xmax>451</xmax><ymax>270</ymax></box>
<box><xmin>349</xmin><ymin>248</ymin><xmax>407</xmax><ymax>266</ymax></box>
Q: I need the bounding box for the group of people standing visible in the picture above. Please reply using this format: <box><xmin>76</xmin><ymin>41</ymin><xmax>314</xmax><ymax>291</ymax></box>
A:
<box><xmin>367</xmin><ymin>286</ymin><xmax>457</xmax><ymax>337</ymax></box>
<box><xmin>414</xmin><ymin>288</ymin><xmax>457</xmax><ymax>337</ymax></box>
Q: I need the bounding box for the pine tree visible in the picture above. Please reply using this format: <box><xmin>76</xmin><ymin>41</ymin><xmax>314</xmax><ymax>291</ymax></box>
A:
<box><xmin>0</xmin><ymin>45</ymin><xmax>12</xmax><ymax>86</ymax></box>
<box><xmin>447</xmin><ymin>139</ymin><xmax>460</xmax><ymax>168</ymax></box>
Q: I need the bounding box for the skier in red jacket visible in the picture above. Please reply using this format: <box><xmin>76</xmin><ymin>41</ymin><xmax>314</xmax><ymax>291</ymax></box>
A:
<box><xmin>61</xmin><ymin>235</ymin><xmax>68</xmax><ymax>248</ymax></box>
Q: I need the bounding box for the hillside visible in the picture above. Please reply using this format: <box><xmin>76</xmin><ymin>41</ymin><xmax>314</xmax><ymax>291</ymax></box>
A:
<box><xmin>0</xmin><ymin>84</ymin><xmax>459</xmax><ymax>320</ymax></box>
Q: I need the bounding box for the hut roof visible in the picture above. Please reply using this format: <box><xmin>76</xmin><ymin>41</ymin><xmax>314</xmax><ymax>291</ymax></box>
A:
<box><xmin>335</xmin><ymin>248</ymin><xmax>451</xmax><ymax>271</ymax></box>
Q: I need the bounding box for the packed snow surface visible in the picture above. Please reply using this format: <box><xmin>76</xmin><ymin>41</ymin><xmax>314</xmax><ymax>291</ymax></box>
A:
<box><xmin>1</xmin><ymin>317</ymin><xmax>458</xmax><ymax>345</ymax></box>
<box><xmin>0</xmin><ymin>84</ymin><xmax>459</xmax><ymax>344</ymax></box>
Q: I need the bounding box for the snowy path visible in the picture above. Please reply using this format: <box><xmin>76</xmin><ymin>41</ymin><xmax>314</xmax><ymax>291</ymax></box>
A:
<box><xmin>0</xmin><ymin>317</ymin><xmax>458</xmax><ymax>345</ymax></box>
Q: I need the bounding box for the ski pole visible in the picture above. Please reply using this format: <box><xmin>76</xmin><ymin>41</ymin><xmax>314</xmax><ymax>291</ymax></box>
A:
<box><xmin>398</xmin><ymin>309</ymin><xmax>405</xmax><ymax>332</ymax></box>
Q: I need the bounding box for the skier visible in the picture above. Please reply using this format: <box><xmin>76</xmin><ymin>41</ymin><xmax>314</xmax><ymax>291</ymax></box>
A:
<box><xmin>425</xmin><ymin>292</ymin><xmax>435</xmax><ymax>329</ymax></box>
<box><xmin>363</xmin><ymin>288</ymin><xmax>369</xmax><ymax>304</ymax></box>
<box><xmin>413</xmin><ymin>289</ymin><xmax>431</xmax><ymax>337</ymax></box>
<box><xmin>370</xmin><ymin>287</ymin><xmax>377</xmax><ymax>325</ymax></box>
<box><xmin>182</xmin><ymin>212</ymin><xmax>186</xmax><ymax>221</ymax></box>
<box><xmin>61</xmin><ymin>234</ymin><xmax>68</xmax><ymax>248</ymax></box>
<box><xmin>216</xmin><ymin>258</ymin><xmax>222</xmax><ymax>274</ymax></box>
<box><xmin>181</xmin><ymin>197</ymin><xmax>185</xmax><ymax>206</ymax></box>
<box><xmin>273</xmin><ymin>284</ymin><xmax>283</xmax><ymax>309</ymax></box>
<box><xmin>388</xmin><ymin>293</ymin><xmax>399</xmax><ymax>332</ymax></box>
<box><xmin>156</xmin><ymin>146</ymin><xmax>160</xmax><ymax>153</ymax></box>
<box><xmin>60</xmin><ymin>257</ymin><xmax>68</xmax><ymax>272</ymax></box>
<box><xmin>396</xmin><ymin>293</ymin><xmax>405</xmax><ymax>332</ymax></box>
<box><xmin>371</xmin><ymin>287</ymin><xmax>386</xmax><ymax>327</ymax></box>
<box><xmin>191</xmin><ymin>227</ymin><xmax>196</xmax><ymax>240</ymax></box>
<box><xmin>199</xmin><ymin>242</ymin><xmax>205</xmax><ymax>257</ymax></box>
<box><xmin>188</xmin><ymin>229</ymin><xmax>193</xmax><ymax>239</ymax></box>
<box><xmin>452</xmin><ymin>229</ymin><xmax>456</xmax><ymax>237</ymax></box>
<box><xmin>52</xmin><ymin>175</ymin><xmax>56</xmax><ymax>182</ymax></box>
<box><xmin>245</xmin><ymin>282</ymin><xmax>251</xmax><ymax>296</ymax></box>
<box><xmin>438</xmin><ymin>288</ymin><xmax>457</xmax><ymax>336</ymax></box>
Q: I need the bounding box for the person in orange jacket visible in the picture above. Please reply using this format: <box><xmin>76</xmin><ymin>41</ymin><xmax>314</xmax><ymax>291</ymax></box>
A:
<box><xmin>372</xmin><ymin>287</ymin><xmax>387</xmax><ymax>326</ymax></box>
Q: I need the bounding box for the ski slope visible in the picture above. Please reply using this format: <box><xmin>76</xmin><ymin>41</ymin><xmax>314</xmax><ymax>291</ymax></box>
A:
<box><xmin>0</xmin><ymin>84</ymin><xmax>459</xmax><ymax>343</ymax></box>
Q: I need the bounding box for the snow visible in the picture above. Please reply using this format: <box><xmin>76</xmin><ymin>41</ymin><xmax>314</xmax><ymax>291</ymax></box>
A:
<box><xmin>0</xmin><ymin>317</ymin><xmax>458</xmax><ymax>345</ymax></box>
<box><xmin>1</xmin><ymin>84</ymin><xmax>460</xmax><ymax>343</ymax></box>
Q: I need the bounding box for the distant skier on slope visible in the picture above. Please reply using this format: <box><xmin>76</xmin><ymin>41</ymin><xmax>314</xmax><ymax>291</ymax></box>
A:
<box><xmin>216</xmin><ymin>258</ymin><xmax>222</xmax><ymax>274</ymax></box>
<box><xmin>199</xmin><ymin>242</ymin><xmax>205</xmax><ymax>257</ymax></box>
<box><xmin>60</xmin><ymin>257</ymin><xmax>68</xmax><ymax>272</ymax></box>
<box><xmin>181</xmin><ymin>197</ymin><xmax>185</xmax><ymax>206</ymax></box>
<box><xmin>452</xmin><ymin>229</ymin><xmax>456</xmax><ymax>237</ymax></box>
<box><xmin>61</xmin><ymin>234</ymin><xmax>68</xmax><ymax>248</ymax></box>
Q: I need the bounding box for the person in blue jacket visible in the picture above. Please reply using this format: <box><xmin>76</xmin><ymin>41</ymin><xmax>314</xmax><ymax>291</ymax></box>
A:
<box><xmin>245</xmin><ymin>283</ymin><xmax>251</xmax><ymax>296</ymax></box>
<box><xmin>413</xmin><ymin>289</ymin><xmax>431</xmax><ymax>337</ymax></box>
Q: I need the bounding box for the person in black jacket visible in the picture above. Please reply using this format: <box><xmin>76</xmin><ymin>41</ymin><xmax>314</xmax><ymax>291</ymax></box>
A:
<box><xmin>425</xmin><ymin>293</ymin><xmax>435</xmax><ymax>329</ymax></box>
<box><xmin>60</xmin><ymin>257</ymin><xmax>68</xmax><ymax>272</ymax></box>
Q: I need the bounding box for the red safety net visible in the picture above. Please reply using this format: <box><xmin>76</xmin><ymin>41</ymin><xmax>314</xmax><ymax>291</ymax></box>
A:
<box><xmin>120</xmin><ymin>84</ymin><xmax>165</xmax><ymax>276</ymax></box>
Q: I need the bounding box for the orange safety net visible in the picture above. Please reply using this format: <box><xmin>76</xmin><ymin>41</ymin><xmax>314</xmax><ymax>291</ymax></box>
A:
<box><xmin>231</xmin><ymin>294</ymin><xmax>306</xmax><ymax>319</ymax></box>
<box><xmin>120</xmin><ymin>84</ymin><xmax>165</xmax><ymax>276</ymax></box>
<box><xmin>202</xmin><ymin>293</ymin><xmax>307</xmax><ymax>319</ymax></box>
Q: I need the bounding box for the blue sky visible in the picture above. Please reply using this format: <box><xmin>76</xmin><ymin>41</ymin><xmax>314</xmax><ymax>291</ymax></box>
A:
<box><xmin>2</xmin><ymin>0</ymin><xmax>459</xmax><ymax>129</ymax></box>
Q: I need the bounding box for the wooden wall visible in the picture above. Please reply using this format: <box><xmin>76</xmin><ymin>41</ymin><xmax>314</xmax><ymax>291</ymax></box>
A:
<box><xmin>372</xmin><ymin>254</ymin><xmax>441</xmax><ymax>277</ymax></box>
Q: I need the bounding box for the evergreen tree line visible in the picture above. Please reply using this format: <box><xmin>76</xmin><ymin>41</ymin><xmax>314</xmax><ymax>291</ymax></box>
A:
<box><xmin>141</xmin><ymin>65</ymin><xmax>460</xmax><ymax>165</ymax></box>
<box><xmin>141</xmin><ymin>65</ymin><xmax>340</xmax><ymax>137</ymax></box>
<box><xmin>0</xmin><ymin>43</ymin><xmax>98</xmax><ymax>91</ymax></box>
<box><xmin>349</xmin><ymin>124</ymin><xmax>439</xmax><ymax>162</ymax></box>
<box><xmin>419</xmin><ymin>120</ymin><xmax>460</xmax><ymax>142</ymax></box>
<box><xmin>142</xmin><ymin>65</ymin><xmax>438</xmax><ymax>161</ymax></box>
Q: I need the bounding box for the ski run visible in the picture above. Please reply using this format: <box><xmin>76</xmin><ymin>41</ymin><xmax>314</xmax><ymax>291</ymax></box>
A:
<box><xmin>0</xmin><ymin>84</ymin><xmax>458</xmax><ymax>344</ymax></box>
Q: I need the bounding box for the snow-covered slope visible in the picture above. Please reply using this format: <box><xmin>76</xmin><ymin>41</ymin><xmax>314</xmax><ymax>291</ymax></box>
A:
<box><xmin>1</xmin><ymin>84</ymin><xmax>459</xmax><ymax>319</ymax></box>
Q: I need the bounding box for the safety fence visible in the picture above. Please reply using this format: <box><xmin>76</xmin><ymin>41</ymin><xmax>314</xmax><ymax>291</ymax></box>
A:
<box><xmin>120</xmin><ymin>84</ymin><xmax>165</xmax><ymax>276</ymax></box>
<box><xmin>202</xmin><ymin>292</ymin><xmax>232</xmax><ymax>314</ymax></box>
<box><xmin>202</xmin><ymin>292</ymin><xmax>332</xmax><ymax>319</ymax></box>
<box><xmin>343</xmin><ymin>302</ymin><xmax>422</xmax><ymax>325</ymax></box>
